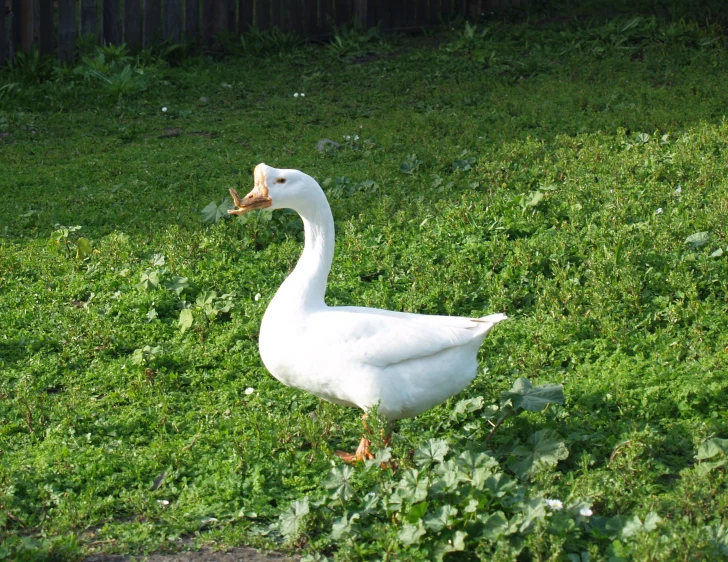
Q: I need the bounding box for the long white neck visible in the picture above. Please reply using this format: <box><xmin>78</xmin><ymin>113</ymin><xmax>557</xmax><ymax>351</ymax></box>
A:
<box><xmin>272</xmin><ymin>187</ymin><xmax>334</xmax><ymax>310</ymax></box>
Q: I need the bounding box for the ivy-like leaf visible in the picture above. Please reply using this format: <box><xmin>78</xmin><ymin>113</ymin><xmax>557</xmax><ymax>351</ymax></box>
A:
<box><xmin>202</xmin><ymin>197</ymin><xmax>234</xmax><ymax>223</ymax></box>
<box><xmin>331</xmin><ymin>512</ymin><xmax>359</xmax><ymax>540</ymax></box>
<box><xmin>501</xmin><ymin>378</ymin><xmax>564</xmax><ymax>413</ymax></box>
<box><xmin>424</xmin><ymin>504</ymin><xmax>458</xmax><ymax>532</ymax></box>
<box><xmin>399</xmin><ymin>153</ymin><xmax>421</xmax><ymax>175</ymax></box>
<box><xmin>696</xmin><ymin>437</ymin><xmax>728</xmax><ymax>460</ymax></box>
<box><xmin>178</xmin><ymin>308</ymin><xmax>194</xmax><ymax>333</ymax></box>
<box><xmin>414</xmin><ymin>438</ymin><xmax>449</xmax><ymax>469</ymax></box>
<box><xmin>325</xmin><ymin>465</ymin><xmax>355</xmax><ymax>501</ymax></box>
<box><xmin>278</xmin><ymin>498</ymin><xmax>309</xmax><ymax>539</ymax></box>
<box><xmin>478</xmin><ymin>511</ymin><xmax>510</xmax><ymax>540</ymax></box>
<box><xmin>685</xmin><ymin>231</ymin><xmax>709</xmax><ymax>249</ymax></box>
<box><xmin>164</xmin><ymin>275</ymin><xmax>189</xmax><ymax>295</ymax></box>
<box><xmin>137</xmin><ymin>269</ymin><xmax>160</xmax><ymax>291</ymax></box>
<box><xmin>451</xmin><ymin>396</ymin><xmax>485</xmax><ymax>419</ymax></box>
<box><xmin>518</xmin><ymin>498</ymin><xmax>547</xmax><ymax>533</ymax></box>
<box><xmin>507</xmin><ymin>429</ymin><xmax>569</xmax><ymax>479</ymax></box>
<box><xmin>76</xmin><ymin>237</ymin><xmax>93</xmax><ymax>259</ymax></box>
<box><xmin>398</xmin><ymin>521</ymin><xmax>425</xmax><ymax>546</ymax></box>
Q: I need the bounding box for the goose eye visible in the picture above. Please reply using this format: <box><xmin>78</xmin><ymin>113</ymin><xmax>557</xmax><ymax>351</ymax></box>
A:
<box><xmin>276</xmin><ymin>178</ymin><xmax>286</xmax><ymax>184</ymax></box>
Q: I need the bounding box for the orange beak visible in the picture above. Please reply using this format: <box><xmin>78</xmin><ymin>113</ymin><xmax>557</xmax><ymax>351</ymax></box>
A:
<box><xmin>228</xmin><ymin>165</ymin><xmax>272</xmax><ymax>215</ymax></box>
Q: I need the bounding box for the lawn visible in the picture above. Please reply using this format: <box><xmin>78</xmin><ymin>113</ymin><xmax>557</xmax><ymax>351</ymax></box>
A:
<box><xmin>1</xmin><ymin>3</ymin><xmax>728</xmax><ymax>560</ymax></box>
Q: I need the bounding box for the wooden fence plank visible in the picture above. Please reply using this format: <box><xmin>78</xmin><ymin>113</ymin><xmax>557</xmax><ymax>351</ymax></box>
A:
<box><xmin>213</xmin><ymin>0</ymin><xmax>229</xmax><ymax>35</ymax></box>
<box><xmin>184</xmin><ymin>0</ymin><xmax>199</xmax><ymax>41</ymax></box>
<box><xmin>414</xmin><ymin>0</ymin><xmax>426</xmax><ymax>26</ymax></box>
<box><xmin>164</xmin><ymin>0</ymin><xmax>181</xmax><ymax>42</ymax></box>
<box><xmin>335</xmin><ymin>0</ymin><xmax>351</xmax><ymax>27</ymax></box>
<box><xmin>81</xmin><ymin>0</ymin><xmax>97</xmax><ymax>38</ymax></box>
<box><xmin>387</xmin><ymin>0</ymin><xmax>403</xmax><ymax>30</ymax></box>
<box><xmin>287</xmin><ymin>0</ymin><xmax>302</xmax><ymax>34</ymax></box>
<box><xmin>124</xmin><ymin>0</ymin><xmax>141</xmax><ymax>47</ymax></box>
<box><xmin>103</xmin><ymin>0</ymin><xmax>120</xmax><ymax>45</ymax></box>
<box><xmin>58</xmin><ymin>0</ymin><xmax>76</xmax><ymax>62</ymax></box>
<box><xmin>0</xmin><ymin>0</ymin><xmax>5</xmax><ymax>66</ymax></box>
<box><xmin>441</xmin><ymin>0</ymin><xmax>453</xmax><ymax>21</ymax></box>
<box><xmin>239</xmin><ymin>0</ymin><xmax>253</xmax><ymax>33</ymax></box>
<box><xmin>20</xmin><ymin>0</ymin><xmax>33</xmax><ymax>51</ymax></box>
<box><xmin>256</xmin><ymin>0</ymin><xmax>270</xmax><ymax>30</ymax></box>
<box><xmin>269</xmin><ymin>0</ymin><xmax>280</xmax><ymax>29</ymax></box>
<box><xmin>428</xmin><ymin>0</ymin><xmax>440</xmax><ymax>25</ymax></box>
<box><xmin>302</xmin><ymin>0</ymin><xmax>316</xmax><ymax>35</ymax></box>
<box><xmin>39</xmin><ymin>0</ymin><xmax>53</xmax><ymax>55</ymax></box>
<box><xmin>319</xmin><ymin>0</ymin><xmax>333</xmax><ymax>33</ymax></box>
<box><xmin>228</xmin><ymin>0</ymin><xmax>237</xmax><ymax>33</ymax></box>
<box><xmin>201</xmin><ymin>0</ymin><xmax>212</xmax><ymax>42</ymax></box>
<box><xmin>10</xmin><ymin>0</ymin><xmax>20</xmax><ymax>62</ymax></box>
<box><xmin>144</xmin><ymin>0</ymin><xmax>162</xmax><ymax>46</ymax></box>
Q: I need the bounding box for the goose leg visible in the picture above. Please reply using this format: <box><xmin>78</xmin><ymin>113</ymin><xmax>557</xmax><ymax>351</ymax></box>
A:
<box><xmin>336</xmin><ymin>415</ymin><xmax>376</xmax><ymax>463</ymax></box>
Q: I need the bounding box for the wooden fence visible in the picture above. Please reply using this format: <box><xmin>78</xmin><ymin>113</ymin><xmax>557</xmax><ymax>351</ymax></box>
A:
<box><xmin>0</xmin><ymin>0</ymin><xmax>524</xmax><ymax>67</ymax></box>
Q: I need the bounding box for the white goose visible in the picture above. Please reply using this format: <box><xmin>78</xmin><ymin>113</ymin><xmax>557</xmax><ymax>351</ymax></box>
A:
<box><xmin>229</xmin><ymin>164</ymin><xmax>507</xmax><ymax>461</ymax></box>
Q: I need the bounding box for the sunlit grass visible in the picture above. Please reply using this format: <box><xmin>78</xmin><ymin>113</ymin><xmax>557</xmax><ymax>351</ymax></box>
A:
<box><xmin>1</xmin><ymin>10</ymin><xmax>727</xmax><ymax>561</ymax></box>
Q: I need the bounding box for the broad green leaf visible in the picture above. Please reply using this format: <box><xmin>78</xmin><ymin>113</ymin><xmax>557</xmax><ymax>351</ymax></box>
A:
<box><xmin>643</xmin><ymin>512</ymin><xmax>662</xmax><ymax>532</ymax></box>
<box><xmin>201</xmin><ymin>197</ymin><xmax>234</xmax><ymax>223</ymax></box>
<box><xmin>522</xmin><ymin>190</ymin><xmax>544</xmax><ymax>209</ymax></box>
<box><xmin>484</xmin><ymin>472</ymin><xmax>517</xmax><ymax>498</ymax></box>
<box><xmin>197</xmin><ymin>290</ymin><xmax>217</xmax><ymax>306</ymax></box>
<box><xmin>424</xmin><ymin>504</ymin><xmax>457</xmax><ymax>532</ymax></box>
<box><xmin>696</xmin><ymin>437</ymin><xmax>728</xmax><ymax>460</ymax></box>
<box><xmin>331</xmin><ymin>512</ymin><xmax>359</xmax><ymax>540</ymax></box>
<box><xmin>394</xmin><ymin>469</ymin><xmax>428</xmax><ymax>504</ymax></box>
<box><xmin>278</xmin><ymin>498</ymin><xmax>309</xmax><ymax>539</ymax></box>
<box><xmin>76</xmin><ymin>237</ymin><xmax>93</xmax><ymax>259</ymax></box>
<box><xmin>478</xmin><ymin>511</ymin><xmax>510</xmax><ymax>540</ymax></box>
<box><xmin>325</xmin><ymin>465</ymin><xmax>355</xmax><ymax>501</ymax></box>
<box><xmin>178</xmin><ymin>308</ymin><xmax>194</xmax><ymax>333</ymax></box>
<box><xmin>685</xmin><ymin>231</ymin><xmax>709</xmax><ymax>249</ymax></box>
<box><xmin>164</xmin><ymin>276</ymin><xmax>189</xmax><ymax>295</ymax></box>
<box><xmin>620</xmin><ymin>515</ymin><xmax>645</xmax><ymax>538</ymax></box>
<box><xmin>456</xmin><ymin>450</ymin><xmax>499</xmax><ymax>476</ymax></box>
<box><xmin>519</xmin><ymin>498</ymin><xmax>547</xmax><ymax>533</ymax></box>
<box><xmin>399</xmin><ymin>154</ymin><xmax>421</xmax><ymax>175</ymax></box>
<box><xmin>137</xmin><ymin>270</ymin><xmax>160</xmax><ymax>291</ymax></box>
<box><xmin>151</xmin><ymin>253</ymin><xmax>166</xmax><ymax>266</ymax></box>
<box><xmin>501</xmin><ymin>378</ymin><xmax>564</xmax><ymax>413</ymax></box>
<box><xmin>398</xmin><ymin>521</ymin><xmax>425</xmax><ymax>546</ymax></box>
<box><xmin>507</xmin><ymin>429</ymin><xmax>569</xmax><ymax>479</ymax></box>
<box><xmin>414</xmin><ymin>438</ymin><xmax>449</xmax><ymax>468</ymax></box>
<box><xmin>405</xmin><ymin>501</ymin><xmax>429</xmax><ymax>523</ymax></box>
<box><xmin>451</xmin><ymin>396</ymin><xmax>484</xmax><ymax>418</ymax></box>
<box><xmin>434</xmin><ymin>530</ymin><xmax>467</xmax><ymax>561</ymax></box>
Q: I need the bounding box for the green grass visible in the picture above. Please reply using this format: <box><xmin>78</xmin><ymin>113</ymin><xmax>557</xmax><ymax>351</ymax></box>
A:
<box><xmin>2</xmin><ymin>6</ymin><xmax>728</xmax><ymax>561</ymax></box>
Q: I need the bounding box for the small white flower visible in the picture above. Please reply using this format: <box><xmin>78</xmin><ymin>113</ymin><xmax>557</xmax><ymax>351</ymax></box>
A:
<box><xmin>345</xmin><ymin>135</ymin><xmax>351</xmax><ymax>141</ymax></box>
<box><xmin>157</xmin><ymin>500</ymin><xmax>170</xmax><ymax>506</ymax></box>
<box><xmin>293</xmin><ymin>93</ymin><xmax>299</xmax><ymax>98</ymax></box>
<box><xmin>254</xmin><ymin>292</ymin><xmax>261</xmax><ymax>302</ymax></box>
<box><xmin>656</xmin><ymin>208</ymin><xmax>663</xmax><ymax>214</ymax></box>
<box><xmin>579</xmin><ymin>507</ymin><xmax>593</xmax><ymax>517</ymax></box>
<box><xmin>162</xmin><ymin>107</ymin><xmax>167</xmax><ymax>112</ymax></box>
<box><xmin>300</xmin><ymin>93</ymin><xmax>305</xmax><ymax>97</ymax></box>
<box><xmin>675</xmin><ymin>185</ymin><xmax>682</xmax><ymax>194</ymax></box>
<box><xmin>245</xmin><ymin>387</ymin><xmax>255</xmax><ymax>395</ymax></box>
<box><xmin>545</xmin><ymin>499</ymin><xmax>563</xmax><ymax>510</ymax></box>
<box><xmin>354</xmin><ymin>135</ymin><xmax>359</xmax><ymax>141</ymax></box>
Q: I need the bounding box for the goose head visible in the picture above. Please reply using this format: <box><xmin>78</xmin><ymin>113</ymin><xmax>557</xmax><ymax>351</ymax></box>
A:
<box><xmin>228</xmin><ymin>163</ymin><xmax>316</xmax><ymax>216</ymax></box>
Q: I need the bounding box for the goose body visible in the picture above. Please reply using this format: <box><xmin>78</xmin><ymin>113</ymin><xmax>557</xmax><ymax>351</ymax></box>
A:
<box><xmin>230</xmin><ymin>164</ymin><xmax>506</xmax><ymax>424</ymax></box>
